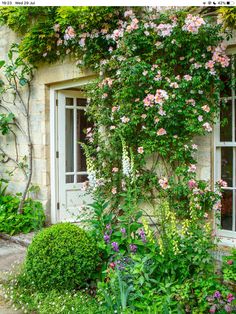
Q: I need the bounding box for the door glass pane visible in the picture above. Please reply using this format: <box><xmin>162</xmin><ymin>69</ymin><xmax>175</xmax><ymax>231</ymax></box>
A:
<box><xmin>66</xmin><ymin>97</ymin><xmax>73</xmax><ymax>107</ymax></box>
<box><xmin>220</xmin><ymin>100</ymin><xmax>232</xmax><ymax>142</ymax></box>
<box><xmin>66</xmin><ymin>175</ymin><xmax>74</xmax><ymax>183</ymax></box>
<box><xmin>77</xmin><ymin>174</ymin><xmax>88</xmax><ymax>183</ymax></box>
<box><xmin>77</xmin><ymin>109</ymin><xmax>87</xmax><ymax>172</ymax></box>
<box><xmin>66</xmin><ymin>109</ymin><xmax>74</xmax><ymax>172</ymax></box>
<box><xmin>221</xmin><ymin>147</ymin><xmax>233</xmax><ymax>187</ymax></box>
<box><xmin>221</xmin><ymin>190</ymin><xmax>233</xmax><ymax>231</ymax></box>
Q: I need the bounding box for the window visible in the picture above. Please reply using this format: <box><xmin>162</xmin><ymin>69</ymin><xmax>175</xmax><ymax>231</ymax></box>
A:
<box><xmin>65</xmin><ymin>96</ymin><xmax>92</xmax><ymax>184</ymax></box>
<box><xmin>215</xmin><ymin>54</ymin><xmax>236</xmax><ymax>236</ymax></box>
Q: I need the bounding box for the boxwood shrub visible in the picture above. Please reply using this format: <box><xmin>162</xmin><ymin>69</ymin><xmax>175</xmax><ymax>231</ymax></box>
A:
<box><xmin>24</xmin><ymin>223</ymin><xmax>98</xmax><ymax>291</ymax></box>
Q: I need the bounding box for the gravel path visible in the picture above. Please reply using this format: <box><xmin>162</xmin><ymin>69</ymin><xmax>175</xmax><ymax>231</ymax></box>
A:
<box><xmin>0</xmin><ymin>238</ymin><xmax>26</xmax><ymax>314</ymax></box>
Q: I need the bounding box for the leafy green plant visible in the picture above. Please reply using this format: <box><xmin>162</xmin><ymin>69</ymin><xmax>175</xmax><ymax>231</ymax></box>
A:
<box><xmin>2</xmin><ymin>268</ymin><xmax>108</xmax><ymax>314</ymax></box>
<box><xmin>222</xmin><ymin>249</ymin><xmax>236</xmax><ymax>283</ymax></box>
<box><xmin>24</xmin><ymin>223</ymin><xmax>99</xmax><ymax>291</ymax></box>
<box><xmin>0</xmin><ymin>192</ymin><xmax>45</xmax><ymax>235</ymax></box>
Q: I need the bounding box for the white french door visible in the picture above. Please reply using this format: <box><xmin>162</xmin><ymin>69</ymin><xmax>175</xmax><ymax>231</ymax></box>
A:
<box><xmin>57</xmin><ymin>91</ymin><xmax>92</xmax><ymax>221</ymax></box>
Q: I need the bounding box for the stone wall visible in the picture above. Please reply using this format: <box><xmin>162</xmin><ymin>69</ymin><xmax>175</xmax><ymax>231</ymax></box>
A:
<box><xmin>0</xmin><ymin>26</ymin><xmax>94</xmax><ymax>221</ymax></box>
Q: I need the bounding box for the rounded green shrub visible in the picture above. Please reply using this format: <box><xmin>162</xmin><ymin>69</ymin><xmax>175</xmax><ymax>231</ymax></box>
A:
<box><xmin>24</xmin><ymin>223</ymin><xmax>98</xmax><ymax>291</ymax></box>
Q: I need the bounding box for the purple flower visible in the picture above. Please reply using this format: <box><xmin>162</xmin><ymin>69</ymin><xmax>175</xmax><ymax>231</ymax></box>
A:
<box><xmin>121</xmin><ymin>228</ymin><xmax>126</xmax><ymax>235</ymax></box>
<box><xmin>111</xmin><ymin>242</ymin><xmax>119</xmax><ymax>252</ymax></box>
<box><xmin>104</xmin><ymin>233</ymin><xmax>110</xmax><ymax>244</ymax></box>
<box><xmin>130</xmin><ymin>244</ymin><xmax>137</xmax><ymax>253</ymax></box>
<box><xmin>139</xmin><ymin>229</ymin><xmax>146</xmax><ymax>243</ymax></box>
<box><xmin>225</xmin><ymin>304</ymin><xmax>232</xmax><ymax>313</ymax></box>
<box><xmin>214</xmin><ymin>291</ymin><xmax>221</xmax><ymax>299</ymax></box>
<box><xmin>106</xmin><ymin>224</ymin><xmax>112</xmax><ymax>235</ymax></box>
<box><xmin>106</xmin><ymin>224</ymin><xmax>111</xmax><ymax>230</ymax></box>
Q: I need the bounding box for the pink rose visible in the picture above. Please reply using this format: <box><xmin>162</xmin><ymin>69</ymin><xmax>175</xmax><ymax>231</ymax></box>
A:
<box><xmin>188</xmin><ymin>179</ymin><xmax>197</xmax><ymax>189</ymax></box>
<box><xmin>137</xmin><ymin>147</ymin><xmax>144</xmax><ymax>154</ymax></box>
<box><xmin>157</xmin><ymin>128</ymin><xmax>167</xmax><ymax>136</ymax></box>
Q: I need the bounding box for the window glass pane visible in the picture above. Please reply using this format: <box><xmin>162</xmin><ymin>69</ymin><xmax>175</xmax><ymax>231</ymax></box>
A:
<box><xmin>66</xmin><ymin>109</ymin><xmax>74</xmax><ymax>172</ymax></box>
<box><xmin>221</xmin><ymin>147</ymin><xmax>233</xmax><ymax>187</ymax></box>
<box><xmin>66</xmin><ymin>97</ymin><xmax>73</xmax><ymax>106</ymax></box>
<box><xmin>221</xmin><ymin>190</ymin><xmax>233</xmax><ymax>231</ymax></box>
<box><xmin>77</xmin><ymin>107</ymin><xmax>93</xmax><ymax>172</ymax></box>
<box><xmin>77</xmin><ymin>98</ymin><xmax>87</xmax><ymax>106</ymax></box>
<box><xmin>77</xmin><ymin>174</ymin><xmax>88</xmax><ymax>183</ymax></box>
<box><xmin>220</xmin><ymin>100</ymin><xmax>232</xmax><ymax>142</ymax></box>
<box><xmin>220</xmin><ymin>56</ymin><xmax>232</xmax><ymax>97</ymax></box>
<box><xmin>66</xmin><ymin>175</ymin><xmax>74</xmax><ymax>183</ymax></box>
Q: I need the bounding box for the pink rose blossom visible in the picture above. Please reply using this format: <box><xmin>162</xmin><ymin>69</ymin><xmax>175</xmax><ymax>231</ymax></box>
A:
<box><xmin>159</xmin><ymin>177</ymin><xmax>170</xmax><ymax>189</ymax></box>
<box><xmin>64</xmin><ymin>26</ymin><xmax>76</xmax><ymax>40</ymax></box>
<box><xmin>184</xmin><ymin>74</ymin><xmax>192</xmax><ymax>81</ymax></box>
<box><xmin>121</xmin><ymin>116</ymin><xmax>130</xmax><ymax>123</ymax></box>
<box><xmin>205</xmin><ymin>60</ymin><xmax>215</xmax><ymax>69</ymax></box>
<box><xmin>188</xmin><ymin>179</ymin><xmax>197</xmax><ymax>189</ymax></box>
<box><xmin>112</xmin><ymin>106</ymin><xmax>118</xmax><ymax>112</ymax></box>
<box><xmin>154</xmin><ymin>117</ymin><xmax>160</xmax><ymax>124</ymax></box>
<box><xmin>170</xmin><ymin>82</ymin><xmax>179</xmax><ymax>88</ymax></box>
<box><xmin>124</xmin><ymin>10</ymin><xmax>134</xmax><ymax>18</ymax></box>
<box><xmin>182</xmin><ymin>14</ymin><xmax>205</xmax><ymax>34</ymax></box>
<box><xmin>102</xmin><ymin>93</ymin><xmax>108</xmax><ymax>99</ymax></box>
<box><xmin>193</xmin><ymin>63</ymin><xmax>202</xmax><ymax>69</ymax></box>
<box><xmin>188</xmin><ymin>164</ymin><xmax>197</xmax><ymax>173</ymax></box>
<box><xmin>112</xmin><ymin>187</ymin><xmax>117</xmax><ymax>194</ymax></box>
<box><xmin>154</xmin><ymin>89</ymin><xmax>168</xmax><ymax>104</ymax></box>
<box><xmin>217</xmin><ymin>179</ymin><xmax>228</xmax><ymax>187</ymax></box>
<box><xmin>227</xmin><ymin>260</ymin><xmax>233</xmax><ymax>265</ymax></box>
<box><xmin>137</xmin><ymin>147</ymin><xmax>144</xmax><ymax>154</ymax></box>
<box><xmin>203</xmin><ymin>122</ymin><xmax>212</xmax><ymax>132</ymax></box>
<box><xmin>53</xmin><ymin>23</ymin><xmax>60</xmax><ymax>32</ymax></box>
<box><xmin>157</xmin><ymin>23</ymin><xmax>174</xmax><ymax>37</ymax></box>
<box><xmin>141</xmin><ymin>114</ymin><xmax>147</xmax><ymax>119</ymax></box>
<box><xmin>198</xmin><ymin>115</ymin><xmax>203</xmax><ymax>122</ymax></box>
<box><xmin>186</xmin><ymin>99</ymin><xmax>196</xmax><ymax>106</ymax></box>
<box><xmin>202</xmin><ymin>105</ymin><xmax>210</xmax><ymax>112</ymax></box>
<box><xmin>112</xmin><ymin>167</ymin><xmax>119</xmax><ymax>173</ymax></box>
<box><xmin>157</xmin><ymin>128</ymin><xmax>167</xmax><ymax>136</ymax></box>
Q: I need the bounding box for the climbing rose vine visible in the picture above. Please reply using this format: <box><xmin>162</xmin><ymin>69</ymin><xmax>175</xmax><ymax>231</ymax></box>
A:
<box><xmin>73</xmin><ymin>9</ymin><xmax>228</xmax><ymax>217</ymax></box>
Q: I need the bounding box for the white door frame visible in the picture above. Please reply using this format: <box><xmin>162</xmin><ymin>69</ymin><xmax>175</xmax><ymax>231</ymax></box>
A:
<box><xmin>49</xmin><ymin>76</ymin><xmax>96</xmax><ymax>223</ymax></box>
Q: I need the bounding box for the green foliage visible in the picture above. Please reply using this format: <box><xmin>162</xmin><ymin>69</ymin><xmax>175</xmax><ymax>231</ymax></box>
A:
<box><xmin>0</xmin><ymin>184</ymin><xmax>45</xmax><ymax>235</ymax></box>
<box><xmin>3</xmin><ymin>269</ymin><xmax>108</xmax><ymax>314</ymax></box>
<box><xmin>0</xmin><ymin>112</ymin><xmax>15</xmax><ymax>135</ymax></box>
<box><xmin>91</xmin><ymin>198</ymin><xmax>236</xmax><ymax>313</ymax></box>
<box><xmin>0</xmin><ymin>6</ymin><xmax>127</xmax><ymax>66</ymax></box>
<box><xmin>218</xmin><ymin>7</ymin><xmax>236</xmax><ymax>29</ymax></box>
<box><xmin>24</xmin><ymin>223</ymin><xmax>99</xmax><ymax>291</ymax></box>
<box><xmin>222</xmin><ymin>249</ymin><xmax>236</xmax><ymax>283</ymax></box>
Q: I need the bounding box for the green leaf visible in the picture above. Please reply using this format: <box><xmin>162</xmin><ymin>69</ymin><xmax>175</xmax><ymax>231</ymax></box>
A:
<box><xmin>19</xmin><ymin>77</ymin><xmax>28</xmax><ymax>86</ymax></box>
<box><xmin>0</xmin><ymin>60</ymin><xmax>5</xmax><ymax>68</ymax></box>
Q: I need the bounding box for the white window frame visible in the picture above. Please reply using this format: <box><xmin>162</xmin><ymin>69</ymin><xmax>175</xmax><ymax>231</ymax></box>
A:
<box><xmin>214</xmin><ymin>53</ymin><xmax>236</xmax><ymax>238</ymax></box>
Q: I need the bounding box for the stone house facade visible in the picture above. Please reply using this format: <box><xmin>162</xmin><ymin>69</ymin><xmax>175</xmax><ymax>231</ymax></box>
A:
<box><xmin>0</xmin><ymin>25</ymin><xmax>236</xmax><ymax>246</ymax></box>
